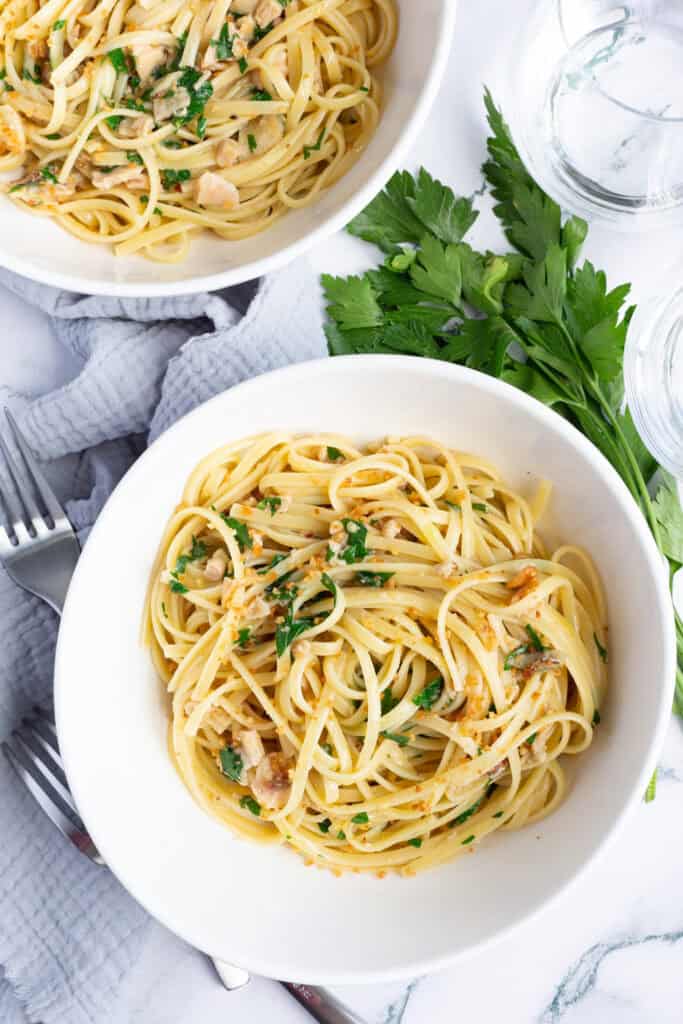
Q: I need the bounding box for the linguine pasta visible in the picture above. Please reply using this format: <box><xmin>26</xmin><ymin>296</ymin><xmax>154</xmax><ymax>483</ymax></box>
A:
<box><xmin>144</xmin><ymin>433</ymin><xmax>608</xmax><ymax>876</ymax></box>
<box><xmin>0</xmin><ymin>0</ymin><xmax>397</xmax><ymax>261</ymax></box>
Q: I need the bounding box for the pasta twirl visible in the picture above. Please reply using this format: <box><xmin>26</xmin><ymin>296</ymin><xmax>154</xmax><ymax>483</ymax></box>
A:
<box><xmin>144</xmin><ymin>434</ymin><xmax>608</xmax><ymax>876</ymax></box>
<box><xmin>0</xmin><ymin>0</ymin><xmax>397</xmax><ymax>262</ymax></box>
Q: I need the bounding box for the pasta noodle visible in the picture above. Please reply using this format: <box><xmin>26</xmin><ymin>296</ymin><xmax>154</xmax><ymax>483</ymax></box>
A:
<box><xmin>144</xmin><ymin>433</ymin><xmax>608</xmax><ymax>876</ymax></box>
<box><xmin>0</xmin><ymin>0</ymin><xmax>397</xmax><ymax>261</ymax></box>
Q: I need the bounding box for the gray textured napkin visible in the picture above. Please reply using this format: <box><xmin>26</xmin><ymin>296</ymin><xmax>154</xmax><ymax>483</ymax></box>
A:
<box><xmin>0</xmin><ymin>258</ymin><xmax>326</xmax><ymax>1024</ymax></box>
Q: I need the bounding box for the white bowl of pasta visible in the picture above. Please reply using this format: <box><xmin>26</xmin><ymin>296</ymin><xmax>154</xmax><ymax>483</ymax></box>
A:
<box><xmin>0</xmin><ymin>0</ymin><xmax>455</xmax><ymax>296</ymax></box>
<box><xmin>55</xmin><ymin>355</ymin><xmax>675</xmax><ymax>982</ymax></box>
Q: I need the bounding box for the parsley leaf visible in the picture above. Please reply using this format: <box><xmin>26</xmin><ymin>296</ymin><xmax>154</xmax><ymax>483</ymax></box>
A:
<box><xmin>174</xmin><ymin>535</ymin><xmax>207</xmax><ymax>576</ymax></box>
<box><xmin>212</xmin><ymin>22</ymin><xmax>233</xmax><ymax>61</ymax></box>
<box><xmin>327</xmin><ymin>446</ymin><xmax>343</xmax><ymax>461</ymax></box>
<box><xmin>318</xmin><ymin>818</ymin><xmax>332</xmax><ymax>833</ymax></box>
<box><xmin>351</xmin><ymin>812</ymin><xmax>369</xmax><ymax>824</ymax></box>
<box><xmin>356</xmin><ymin>571</ymin><xmax>394</xmax><ymax>587</ymax></box>
<box><xmin>275</xmin><ymin>608</ymin><xmax>313</xmax><ymax>657</ymax></box>
<box><xmin>220</xmin><ymin>514</ymin><xmax>252</xmax><ymax>551</ymax></box>
<box><xmin>406</xmin><ymin>167</ymin><xmax>478</xmax><ymax>244</ymax></box>
<box><xmin>240</xmin><ymin>795</ymin><xmax>261</xmax><ymax>816</ymax></box>
<box><xmin>258</xmin><ymin>496</ymin><xmax>281</xmax><ymax>515</ymax></box>
<box><xmin>107</xmin><ymin>48</ymin><xmax>129</xmax><ymax>74</ymax></box>
<box><xmin>593</xmin><ymin>633</ymin><xmax>608</xmax><ymax>664</ymax></box>
<box><xmin>653</xmin><ymin>471</ymin><xmax>683</xmax><ymax>563</ymax></box>
<box><xmin>321</xmin><ymin>572</ymin><xmax>337</xmax><ymax>599</ymax></box>
<box><xmin>237</xmin><ymin>627</ymin><xmax>251</xmax><ymax>648</ymax></box>
<box><xmin>303</xmin><ymin>128</ymin><xmax>324</xmax><ymax>160</ymax></box>
<box><xmin>407</xmin><ymin>837</ymin><xmax>422</xmax><ymax>848</ymax></box>
<box><xmin>525</xmin><ymin>624</ymin><xmax>545</xmax><ymax>652</ymax></box>
<box><xmin>161</xmin><ymin>168</ymin><xmax>190</xmax><ymax>190</ymax></box>
<box><xmin>338</xmin><ymin>519</ymin><xmax>369</xmax><ymax>563</ymax></box>
<box><xmin>381</xmin><ymin>687</ymin><xmax>399</xmax><ymax>715</ymax></box>
<box><xmin>321</xmin><ymin>274</ymin><xmax>383</xmax><ymax>330</ymax></box>
<box><xmin>381</xmin><ymin>730</ymin><xmax>409</xmax><ymax>747</ymax></box>
<box><xmin>412</xmin><ymin>676</ymin><xmax>443</xmax><ymax>710</ymax></box>
<box><xmin>219</xmin><ymin>745</ymin><xmax>243</xmax><ymax>782</ymax></box>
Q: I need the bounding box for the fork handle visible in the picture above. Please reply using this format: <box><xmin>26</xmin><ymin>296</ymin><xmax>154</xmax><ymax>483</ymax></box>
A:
<box><xmin>281</xmin><ymin>984</ymin><xmax>367</xmax><ymax>1024</ymax></box>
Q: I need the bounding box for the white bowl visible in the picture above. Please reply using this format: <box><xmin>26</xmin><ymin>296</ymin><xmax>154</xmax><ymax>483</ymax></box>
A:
<box><xmin>0</xmin><ymin>2</ymin><xmax>456</xmax><ymax>297</ymax></box>
<box><xmin>55</xmin><ymin>356</ymin><xmax>676</xmax><ymax>983</ymax></box>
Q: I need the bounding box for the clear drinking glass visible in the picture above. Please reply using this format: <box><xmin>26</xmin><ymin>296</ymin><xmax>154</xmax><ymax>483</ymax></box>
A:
<box><xmin>507</xmin><ymin>0</ymin><xmax>683</xmax><ymax>229</ymax></box>
<box><xmin>625</xmin><ymin>287</ymin><xmax>683</xmax><ymax>477</ymax></box>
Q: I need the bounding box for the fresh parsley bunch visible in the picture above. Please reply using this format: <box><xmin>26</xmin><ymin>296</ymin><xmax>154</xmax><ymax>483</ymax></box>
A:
<box><xmin>323</xmin><ymin>89</ymin><xmax>683</xmax><ymax>721</ymax></box>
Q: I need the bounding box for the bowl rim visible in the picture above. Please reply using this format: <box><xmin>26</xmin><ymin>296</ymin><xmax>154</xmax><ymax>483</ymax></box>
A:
<box><xmin>54</xmin><ymin>354</ymin><xmax>677</xmax><ymax>983</ymax></box>
<box><xmin>0</xmin><ymin>2</ymin><xmax>458</xmax><ymax>298</ymax></box>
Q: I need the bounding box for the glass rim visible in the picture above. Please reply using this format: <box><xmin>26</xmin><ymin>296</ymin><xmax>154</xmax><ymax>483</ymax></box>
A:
<box><xmin>557</xmin><ymin>0</ymin><xmax>683</xmax><ymax>125</ymax></box>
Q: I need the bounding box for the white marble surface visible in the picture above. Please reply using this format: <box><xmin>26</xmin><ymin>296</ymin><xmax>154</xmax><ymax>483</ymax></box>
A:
<box><xmin>3</xmin><ymin>0</ymin><xmax>683</xmax><ymax>1021</ymax></box>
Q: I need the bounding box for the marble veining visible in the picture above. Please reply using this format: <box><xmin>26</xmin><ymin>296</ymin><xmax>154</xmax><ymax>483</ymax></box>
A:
<box><xmin>540</xmin><ymin>930</ymin><xmax>683</xmax><ymax>1023</ymax></box>
<box><xmin>381</xmin><ymin>979</ymin><xmax>421</xmax><ymax>1024</ymax></box>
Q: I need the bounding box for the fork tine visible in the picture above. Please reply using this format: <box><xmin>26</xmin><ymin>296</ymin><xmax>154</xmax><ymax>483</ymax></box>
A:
<box><xmin>4</xmin><ymin>410</ymin><xmax>66</xmax><ymax>525</ymax></box>
<box><xmin>18</xmin><ymin>717</ymin><xmax>72</xmax><ymax>797</ymax></box>
<box><xmin>0</xmin><ymin>434</ymin><xmax>33</xmax><ymax>542</ymax></box>
<box><xmin>0</xmin><ymin>430</ymin><xmax>42</xmax><ymax>528</ymax></box>
<box><xmin>4</xmin><ymin>733</ymin><xmax>82</xmax><ymax>829</ymax></box>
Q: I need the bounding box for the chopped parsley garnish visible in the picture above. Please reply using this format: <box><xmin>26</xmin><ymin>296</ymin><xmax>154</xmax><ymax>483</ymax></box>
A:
<box><xmin>238</xmin><ymin>57</ymin><xmax>248</xmax><ymax>74</ymax></box>
<box><xmin>239</xmin><ymin>795</ymin><xmax>261</xmax><ymax>816</ymax></box>
<box><xmin>212</xmin><ymin>22</ymin><xmax>234</xmax><ymax>61</ymax></box>
<box><xmin>318</xmin><ymin>818</ymin><xmax>332</xmax><ymax>833</ymax></box>
<box><xmin>46</xmin><ymin>133</ymin><xmax>61</xmax><ymax>140</ymax></box>
<box><xmin>160</xmin><ymin>167</ymin><xmax>191</xmax><ymax>190</ymax></box>
<box><xmin>451</xmin><ymin>788</ymin><xmax>490</xmax><ymax>827</ymax></box>
<box><xmin>173</xmin><ymin>66</ymin><xmax>213</xmax><ymax>127</ymax></box>
<box><xmin>504</xmin><ymin>644</ymin><xmax>529</xmax><ymax>670</ymax></box>
<box><xmin>593</xmin><ymin>632</ymin><xmax>608</xmax><ymax>663</ymax></box>
<box><xmin>275</xmin><ymin>608</ymin><xmax>313</xmax><ymax>657</ymax></box>
<box><xmin>22</xmin><ymin>67</ymin><xmax>42</xmax><ymax>83</ymax></box>
<box><xmin>338</xmin><ymin>518</ymin><xmax>369</xmax><ymax>563</ymax></box>
<box><xmin>381</xmin><ymin>687</ymin><xmax>399</xmax><ymax>715</ymax></box>
<box><xmin>107</xmin><ymin>48</ymin><xmax>129</xmax><ymax>74</ymax></box>
<box><xmin>407</xmin><ymin>837</ymin><xmax>422</xmax><ymax>848</ymax></box>
<box><xmin>174</xmin><ymin>535</ymin><xmax>207</xmax><ymax>576</ymax></box>
<box><xmin>162</xmin><ymin>139</ymin><xmax>182</xmax><ymax>149</ymax></box>
<box><xmin>526</xmin><ymin>732</ymin><xmax>537</xmax><ymax>745</ymax></box>
<box><xmin>351</xmin><ymin>811</ymin><xmax>369</xmax><ymax>824</ymax></box>
<box><xmin>412</xmin><ymin>676</ymin><xmax>443</xmax><ymax>710</ymax></box>
<box><xmin>40</xmin><ymin>165</ymin><xmax>58</xmax><ymax>183</ymax></box>
<box><xmin>52</xmin><ymin>18</ymin><xmax>66</xmax><ymax>30</ymax></box>
<box><xmin>359</xmin><ymin>85</ymin><xmax>369</xmax><ymax>93</ymax></box>
<box><xmin>247</xmin><ymin>132</ymin><xmax>257</xmax><ymax>153</ymax></box>
<box><xmin>303</xmin><ymin>128</ymin><xmax>324</xmax><ymax>160</ymax></box>
<box><xmin>237</xmin><ymin>627</ymin><xmax>251</xmax><ymax>648</ymax></box>
<box><xmin>492</xmin><ymin>811</ymin><xmax>504</xmax><ymax>818</ymax></box>
<box><xmin>140</xmin><ymin>195</ymin><xmax>162</xmax><ymax>214</ymax></box>
<box><xmin>321</xmin><ymin>572</ymin><xmax>337</xmax><ymax>599</ymax></box>
<box><xmin>525</xmin><ymin>624</ymin><xmax>546</xmax><ymax>652</ymax></box>
<box><xmin>337</xmin><ymin>830</ymin><xmax>346</xmax><ymax>840</ymax></box>
<box><xmin>461</xmin><ymin>834</ymin><xmax>475</xmax><ymax>845</ymax></box>
<box><xmin>253</xmin><ymin>22</ymin><xmax>275</xmax><ymax>42</ymax></box>
<box><xmin>251</xmin><ymin>88</ymin><xmax>272</xmax><ymax>101</ymax></box>
<box><xmin>219</xmin><ymin>745</ymin><xmax>244</xmax><ymax>782</ymax></box>
<box><xmin>326</xmin><ymin>446</ymin><xmax>343</xmax><ymax>461</ymax></box>
<box><xmin>258</xmin><ymin>496</ymin><xmax>281</xmax><ymax>515</ymax></box>
<box><xmin>170</xmin><ymin>574</ymin><xmax>188</xmax><ymax>594</ymax></box>
<box><xmin>161</xmin><ymin>601</ymin><xmax>168</xmax><ymax>617</ymax></box>
<box><xmin>356</xmin><ymin>570</ymin><xmax>394</xmax><ymax>587</ymax></box>
<box><xmin>258</xmin><ymin>553</ymin><xmax>288</xmax><ymax>574</ymax></box>
<box><xmin>472</xmin><ymin>502</ymin><xmax>488</xmax><ymax>512</ymax></box>
<box><xmin>321</xmin><ymin>743</ymin><xmax>333</xmax><ymax>755</ymax></box>
<box><xmin>220</xmin><ymin>514</ymin><xmax>252</xmax><ymax>551</ymax></box>
<box><xmin>197</xmin><ymin>115</ymin><xmax>207</xmax><ymax>139</ymax></box>
<box><xmin>592</xmin><ymin>709</ymin><xmax>601</xmax><ymax>726</ymax></box>
<box><xmin>645</xmin><ymin>773</ymin><xmax>657</xmax><ymax>803</ymax></box>
<box><xmin>445</xmin><ymin>500</ymin><xmax>461</xmax><ymax>511</ymax></box>
<box><xmin>126</xmin><ymin>151</ymin><xmax>143</xmax><ymax>165</ymax></box>
<box><xmin>381</xmin><ymin>730</ymin><xmax>409</xmax><ymax>747</ymax></box>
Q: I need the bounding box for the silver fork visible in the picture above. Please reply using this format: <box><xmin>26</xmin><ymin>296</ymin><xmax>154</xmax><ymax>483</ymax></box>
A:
<box><xmin>0</xmin><ymin>409</ymin><xmax>364</xmax><ymax>1024</ymax></box>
